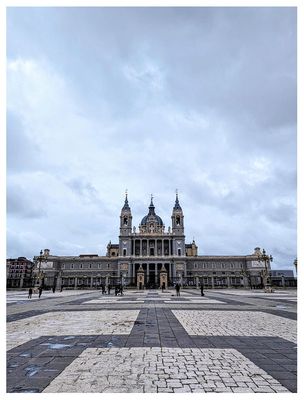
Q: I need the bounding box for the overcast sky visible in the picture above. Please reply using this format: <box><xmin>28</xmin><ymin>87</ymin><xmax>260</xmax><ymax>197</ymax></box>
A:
<box><xmin>6</xmin><ymin>7</ymin><xmax>297</xmax><ymax>270</ymax></box>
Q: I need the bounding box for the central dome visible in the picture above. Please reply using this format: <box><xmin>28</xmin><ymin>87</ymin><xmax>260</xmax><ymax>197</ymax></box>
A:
<box><xmin>140</xmin><ymin>197</ymin><xmax>163</xmax><ymax>226</ymax></box>
<box><xmin>141</xmin><ymin>214</ymin><xmax>163</xmax><ymax>226</ymax></box>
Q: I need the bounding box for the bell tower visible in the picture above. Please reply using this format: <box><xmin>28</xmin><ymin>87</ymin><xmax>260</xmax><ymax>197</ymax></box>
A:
<box><xmin>120</xmin><ymin>190</ymin><xmax>132</xmax><ymax>236</ymax></box>
<box><xmin>171</xmin><ymin>190</ymin><xmax>184</xmax><ymax>235</ymax></box>
<box><xmin>171</xmin><ymin>190</ymin><xmax>185</xmax><ymax>257</ymax></box>
<box><xmin>119</xmin><ymin>190</ymin><xmax>132</xmax><ymax>257</ymax></box>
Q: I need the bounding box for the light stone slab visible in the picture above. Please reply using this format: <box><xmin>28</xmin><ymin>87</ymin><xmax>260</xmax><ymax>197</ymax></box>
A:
<box><xmin>172</xmin><ymin>310</ymin><xmax>297</xmax><ymax>343</ymax></box>
<box><xmin>7</xmin><ymin>310</ymin><xmax>139</xmax><ymax>350</ymax></box>
<box><xmin>43</xmin><ymin>347</ymin><xmax>290</xmax><ymax>393</ymax></box>
<box><xmin>83</xmin><ymin>299</ymin><xmax>144</xmax><ymax>304</ymax></box>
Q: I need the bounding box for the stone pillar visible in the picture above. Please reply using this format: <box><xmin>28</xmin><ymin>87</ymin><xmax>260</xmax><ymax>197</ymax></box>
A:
<box><xmin>211</xmin><ymin>276</ymin><xmax>215</xmax><ymax>289</ymax></box>
<box><xmin>137</xmin><ymin>265</ymin><xmax>145</xmax><ymax>290</ymax></box>
<box><xmin>155</xmin><ymin>264</ymin><xmax>158</xmax><ymax>283</ymax></box>
<box><xmin>160</xmin><ymin>265</ymin><xmax>168</xmax><ymax>289</ymax></box>
<box><xmin>171</xmin><ymin>263</ymin><xmax>175</xmax><ymax>281</ymax></box>
<box><xmin>90</xmin><ymin>276</ymin><xmax>93</xmax><ymax>288</ymax></box>
<box><xmin>19</xmin><ymin>274</ymin><xmax>24</xmax><ymax>288</ymax></box>
<box><xmin>140</xmin><ymin>239</ymin><xmax>142</xmax><ymax>257</ymax></box>
<box><xmin>74</xmin><ymin>277</ymin><xmax>77</xmax><ymax>289</ymax></box>
<box><xmin>227</xmin><ymin>276</ymin><xmax>231</xmax><ymax>288</ymax></box>
<box><xmin>162</xmin><ymin>240</ymin><xmax>164</xmax><ymax>256</ymax></box>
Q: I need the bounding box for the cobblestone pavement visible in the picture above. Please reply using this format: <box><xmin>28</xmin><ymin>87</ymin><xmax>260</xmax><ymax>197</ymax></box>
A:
<box><xmin>6</xmin><ymin>288</ymin><xmax>297</xmax><ymax>393</ymax></box>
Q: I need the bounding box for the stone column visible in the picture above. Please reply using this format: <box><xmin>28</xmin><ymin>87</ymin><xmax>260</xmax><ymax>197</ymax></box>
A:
<box><xmin>90</xmin><ymin>276</ymin><xmax>93</xmax><ymax>288</ymax></box>
<box><xmin>172</xmin><ymin>263</ymin><xmax>176</xmax><ymax>280</ymax></box>
<box><xmin>211</xmin><ymin>276</ymin><xmax>215</xmax><ymax>289</ymax></box>
<box><xmin>155</xmin><ymin>264</ymin><xmax>158</xmax><ymax>283</ymax></box>
<box><xmin>137</xmin><ymin>265</ymin><xmax>145</xmax><ymax>290</ymax></box>
<box><xmin>160</xmin><ymin>265</ymin><xmax>168</xmax><ymax>289</ymax></box>
<box><xmin>140</xmin><ymin>239</ymin><xmax>142</xmax><ymax>257</ymax></box>
<box><xmin>74</xmin><ymin>277</ymin><xmax>77</xmax><ymax>289</ymax></box>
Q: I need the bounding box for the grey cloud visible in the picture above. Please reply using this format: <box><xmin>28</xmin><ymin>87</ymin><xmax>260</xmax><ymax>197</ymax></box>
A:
<box><xmin>66</xmin><ymin>178</ymin><xmax>98</xmax><ymax>201</ymax></box>
<box><xmin>7</xmin><ymin>111</ymin><xmax>41</xmax><ymax>172</ymax></box>
<box><xmin>7</xmin><ymin>184</ymin><xmax>47</xmax><ymax>219</ymax></box>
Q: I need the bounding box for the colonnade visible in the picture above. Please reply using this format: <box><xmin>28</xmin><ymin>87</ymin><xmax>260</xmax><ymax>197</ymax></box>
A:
<box><xmin>131</xmin><ymin>238</ymin><xmax>173</xmax><ymax>257</ymax></box>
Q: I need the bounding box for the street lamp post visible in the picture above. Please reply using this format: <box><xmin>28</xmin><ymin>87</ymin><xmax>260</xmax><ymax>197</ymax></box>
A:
<box><xmin>294</xmin><ymin>258</ymin><xmax>297</xmax><ymax>273</ymax></box>
<box><xmin>35</xmin><ymin>250</ymin><xmax>48</xmax><ymax>288</ymax></box>
<box><xmin>200</xmin><ymin>276</ymin><xmax>204</xmax><ymax>296</ymax></box>
<box><xmin>258</xmin><ymin>248</ymin><xmax>273</xmax><ymax>289</ymax></box>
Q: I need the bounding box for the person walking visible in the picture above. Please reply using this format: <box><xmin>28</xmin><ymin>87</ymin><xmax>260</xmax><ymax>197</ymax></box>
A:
<box><xmin>38</xmin><ymin>287</ymin><xmax>43</xmax><ymax>298</ymax></box>
<box><xmin>162</xmin><ymin>282</ymin><xmax>165</xmax><ymax>293</ymax></box>
<box><xmin>175</xmin><ymin>283</ymin><xmax>181</xmax><ymax>297</ymax></box>
<box><xmin>28</xmin><ymin>287</ymin><xmax>33</xmax><ymax>299</ymax></box>
<box><xmin>107</xmin><ymin>284</ymin><xmax>111</xmax><ymax>295</ymax></box>
<box><xmin>200</xmin><ymin>283</ymin><xmax>204</xmax><ymax>297</ymax></box>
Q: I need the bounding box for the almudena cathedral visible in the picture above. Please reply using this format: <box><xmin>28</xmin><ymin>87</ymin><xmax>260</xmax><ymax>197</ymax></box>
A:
<box><xmin>34</xmin><ymin>193</ymin><xmax>272</xmax><ymax>290</ymax></box>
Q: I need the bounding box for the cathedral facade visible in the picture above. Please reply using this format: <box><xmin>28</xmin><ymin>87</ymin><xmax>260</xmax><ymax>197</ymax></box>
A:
<box><xmin>33</xmin><ymin>193</ymin><xmax>272</xmax><ymax>290</ymax></box>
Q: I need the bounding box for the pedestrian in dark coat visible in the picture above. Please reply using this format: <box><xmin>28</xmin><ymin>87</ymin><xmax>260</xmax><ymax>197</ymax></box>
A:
<box><xmin>200</xmin><ymin>284</ymin><xmax>204</xmax><ymax>296</ymax></box>
<box><xmin>175</xmin><ymin>283</ymin><xmax>181</xmax><ymax>296</ymax></box>
<box><xmin>28</xmin><ymin>288</ymin><xmax>33</xmax><ymax>299</ymax></box>
<box><xmin>38</xmin><ymin>287</ymin><xmax>43</xmax><ymax>298</ymax></box>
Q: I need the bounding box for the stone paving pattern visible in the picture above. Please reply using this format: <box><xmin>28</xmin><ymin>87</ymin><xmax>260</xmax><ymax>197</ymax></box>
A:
<box><xmin>6</xmin><ymin>288</ymin><xmax>297</xmax><ymax>393</ymax></box>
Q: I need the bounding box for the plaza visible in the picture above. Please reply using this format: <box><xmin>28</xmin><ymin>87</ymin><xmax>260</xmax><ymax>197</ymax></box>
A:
<box><xmin>6</xmin><ymin>287</ymin><xmax>297</xmax><ymax>393</ymax></box>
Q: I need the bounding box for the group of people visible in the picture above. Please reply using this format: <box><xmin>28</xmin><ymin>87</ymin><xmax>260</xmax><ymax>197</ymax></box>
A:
<box><xmin>101</xmin><ymin>284</ymin><xmax>124</xmax><ymax>296</ymax></box>
<box><xmin>28</xmin><ymin>287</ymin><xmax>43</xmax><ymax>299</ymax></box>
<box><xmin>174</xmin><ymin>282</ymin><xmax>204</xmax><ymax>296</ymax></box>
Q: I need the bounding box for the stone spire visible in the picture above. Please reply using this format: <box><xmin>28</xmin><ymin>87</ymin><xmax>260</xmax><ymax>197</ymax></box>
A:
<box><xmin>148</xmin><ymin>194</ymin><xmax>156</xmax><ymax>215</ymax></box>
<box><xmin>174</xmin><ymin>189</ymin><xmax>182</xmax><ymax>210</ymax></box>
<box><xmin>122</xmin><ymin>189</ymin><xmax>130</xmax><ymax>211</ymax></box>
